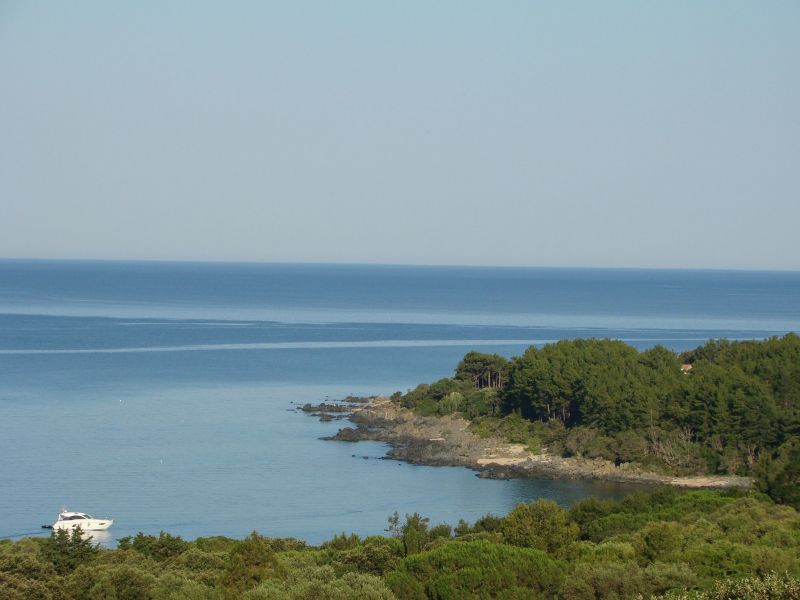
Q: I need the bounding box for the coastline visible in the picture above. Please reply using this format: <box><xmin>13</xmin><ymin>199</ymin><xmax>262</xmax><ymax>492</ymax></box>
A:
<box><xmin>311</xmin><ymin>397</ymin><xmax>753</xmax><ymax>490</ymax></box>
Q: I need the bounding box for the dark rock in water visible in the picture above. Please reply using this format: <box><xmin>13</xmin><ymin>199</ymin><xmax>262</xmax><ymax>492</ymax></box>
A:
<box><xmin>477</xmin><ymin>468</ymin><xmax>515</xmax><ymax>480</ymax></box>
<box><xmin>306</xmin><ymin>396</ymin><xmax>753</xmax><ymax>490</ymax></box>
<box><xmin>322</xmin><ymin>426</ymin><xmax>373</xmax><ymax>442</ymax></box>
<box><xmin>319</xmin><ymin>414</ymin><xmax>333</xmax><ymax>422</ymax></box>
<box><xmin>301</xmin><ymin>402</ymin><xmax>352</xmax><ymax>413</ymax></box>
<box><xmin>342</xmin><ymin>395</ymin><xmax>373</xmax><ymax>404</ymax></box>
<box><xmin>335</xmin><ymin>427</ymin><xmax>359</xmax><ymax>441</ymax></box>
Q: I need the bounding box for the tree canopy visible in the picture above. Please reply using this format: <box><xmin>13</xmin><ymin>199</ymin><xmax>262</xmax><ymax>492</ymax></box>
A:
<box><xmin>3</xmin><ymin>489</ymin><xmax>799</xmax><ymax>599</ymax></box>
<box><xmin>399</xmin><ymin>334</ymin><xmax>800</xmax><ymax>503</ymax></box>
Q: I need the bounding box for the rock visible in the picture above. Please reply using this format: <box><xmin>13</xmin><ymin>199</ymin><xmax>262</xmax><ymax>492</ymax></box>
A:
<box><xmin>301</xmin><ymin>402</ymin><xmax>352</xmax><ymax>413</ymax></box>
<box><xmin>342</xmin><ymin>395</ymin><xmax>375</xmax><ymax>404</ymax></box>
<box><xmin>322</xmin><ymin>426</ymin><xmax>375</xmax><ymax>442</ymax></box>
<box><xmin>311</xmin><ymin>397</ymin><xmax>753</xmax><ymax>490</ymax></box>
<box><xmin>477</xmin><ymin>468</ymin><xmax>514</xmax><ymax>480</ymax></box>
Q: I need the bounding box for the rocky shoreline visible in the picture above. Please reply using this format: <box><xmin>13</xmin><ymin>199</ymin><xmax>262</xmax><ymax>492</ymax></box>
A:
<box><xmin>305</xmin><ymin>397</ymin><xmax>753</xmax><ymax>490</ymax></box>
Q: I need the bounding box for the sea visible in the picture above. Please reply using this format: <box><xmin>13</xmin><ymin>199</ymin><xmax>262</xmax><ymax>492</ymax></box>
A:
<box><xmin>1</xmin><ymin>260</ymin><xmax>798</xmax><ymax>545</ymax></box>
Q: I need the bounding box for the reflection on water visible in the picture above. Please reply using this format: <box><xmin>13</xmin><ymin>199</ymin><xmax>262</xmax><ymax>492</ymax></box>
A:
<box><xmin>84</xmin><ymin>530</ymin><xmax>113</xmax><ymax>547</ymax></box>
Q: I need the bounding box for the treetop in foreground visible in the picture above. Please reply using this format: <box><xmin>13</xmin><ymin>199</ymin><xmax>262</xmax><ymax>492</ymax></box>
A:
<box><xmin>2</xmin><ymin>489</ymin><xmax>799</xmax><ymax>599</ymax></box>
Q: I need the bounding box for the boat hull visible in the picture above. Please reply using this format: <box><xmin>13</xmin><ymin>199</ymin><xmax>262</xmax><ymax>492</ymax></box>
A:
<box><xmin>52</xmin><ymin>518</ymin><xmax>113</xmax><ymax>531</ymax></box>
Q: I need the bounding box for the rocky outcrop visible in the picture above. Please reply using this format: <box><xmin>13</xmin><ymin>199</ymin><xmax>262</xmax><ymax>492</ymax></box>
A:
<box><xmin>313</xmin><ymin>397</ymin><xmax>753</xmax><ymax>490</ymax></box>
<box><xmin>301</xmin><ymin>402</ymin><xmax>357</xmax><ymax>413</ymax></box>
<box><xmin>300</xmin><ymin>397</ymin><xmax>377</xmax><ymax>422</ymax></box>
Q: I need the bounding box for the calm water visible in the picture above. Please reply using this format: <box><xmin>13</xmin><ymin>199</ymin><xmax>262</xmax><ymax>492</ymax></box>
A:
<box><xmin>1</xmin><ymin>260</ymin><xmax>798</xmax><ymax>544</ymax></box>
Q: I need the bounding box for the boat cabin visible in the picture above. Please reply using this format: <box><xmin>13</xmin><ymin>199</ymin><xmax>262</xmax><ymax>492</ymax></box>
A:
<box><xmin>58</xmin><ymin>512</ymin><xmax>93</xmax><ymax>520</ymax></box>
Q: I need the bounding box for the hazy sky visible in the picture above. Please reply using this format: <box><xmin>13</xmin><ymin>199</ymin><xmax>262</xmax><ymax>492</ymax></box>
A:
<box><xmin>2</xmin><ymin>2</ymin><xmax>798</xmax><ymax>269</ymax></box>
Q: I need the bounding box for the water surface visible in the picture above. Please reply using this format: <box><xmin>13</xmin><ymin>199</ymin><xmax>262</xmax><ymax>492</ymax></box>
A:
<box><xmin>1</xmin><ymin>260</ymin><xmax>798</xmax><ymax>543</ymax></box>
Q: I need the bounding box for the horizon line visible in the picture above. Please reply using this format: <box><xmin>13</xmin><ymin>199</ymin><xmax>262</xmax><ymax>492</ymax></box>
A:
<box><xmin>0</xmin><ymin>256</ymin><xmax>799</xmax><ymax>275</ymax></box>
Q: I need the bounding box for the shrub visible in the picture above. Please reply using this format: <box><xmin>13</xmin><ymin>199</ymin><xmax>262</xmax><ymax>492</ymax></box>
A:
<box><xmin>117</xmin><ymin>531</ymin><xmax>189</xmax><ymax>561</ymax></box>
<box><xmin>172</xmin><ymin>546</ymin><xmax>228</xmax><ymax>572</ymax></box>
<box><xmin>682</xmin><ymin>541</ymin><xmax>754</xmax><ymax>581</ymax></box>
<box><xmin>221</xmin><ymin>532</ymin><xmax>283</xmax><ymax>596</ymax></box>
<box><xmin>244</xmin><ymin>565</ymin><xmax>395</xmax><ymax>600</ymax></box>
<box><xmin>65</xmin><ymin>563</ymin><xmax>156</xmax><ymax>600</ymax></box>
<box><xmin>322</xmin><ymin>533</ymin><xmax>361</xmax><ymax>551</ymax></box>
<box><xmin>41</xmin><ymin>527</ymin><xmax>99</xmax><ymax>575</ymax></box>
<box><xmin>151</xmin><ymin>572</ymin><xmax>219</xmax><ymax>600</ymax></box>
<box><xmin>561</xmin><ymin>560</ymin><xmax>648</xmax><ymax>599</ymax></box>
<box><xmin>386</xmin><ymin>540</ymin><xmax>562</xmax><ymax>600</ymax></box>
<box><xmin>193</xmin><ymin>536</ymin><xmax>239</xmax><ymax>553</ymax></box>
<box><xmin>633</xmin><ymin>521</ymin><xmax>686</xmax><ymax>563</ymax></box>
<box><xmin>335</xmin><ymin>539</ymin><xmax>402</xmax><ymax>576</ymax></box>
<box><xmin>657</xmin><ymin>572</ymin><xmax>800</xmax><ymax>599</ymax></box>
<box><xmin>569</xmin><ymin>496</ymin><xmax>616</xmax><ymax>531</ymax></box>
<box><xmin>500</xmin><ymin>499</ymin><xmax>579</xmax><ymax>553</ymax></box>
<box><xmin>0</xmin><ymin>572</ymin><xmax>59</xmax><ymax>600</ymax></box>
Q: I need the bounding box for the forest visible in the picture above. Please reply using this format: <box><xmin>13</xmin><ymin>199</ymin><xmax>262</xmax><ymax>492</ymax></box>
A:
<box><xmin>2</xmin><ymin>488</ymin><xmax>799</xmax><ymax>599</ymax></box>
<box><xmin>397</xmin><ymin>334</ymin><xmax>800</xmax><ymax>507</ymax></box>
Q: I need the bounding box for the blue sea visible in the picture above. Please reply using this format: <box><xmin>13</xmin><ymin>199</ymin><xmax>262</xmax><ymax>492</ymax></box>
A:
<box><xmin>1</xmin><ymin>260</ymin><xmax>798</xmax><ymax>544</ymax></box>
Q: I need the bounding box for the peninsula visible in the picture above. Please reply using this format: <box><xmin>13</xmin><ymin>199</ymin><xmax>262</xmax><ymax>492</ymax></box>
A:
<box><xmin>312</xmin><ymin>335</ymin><xmax>799</xmax><ymax>502</ymax></box>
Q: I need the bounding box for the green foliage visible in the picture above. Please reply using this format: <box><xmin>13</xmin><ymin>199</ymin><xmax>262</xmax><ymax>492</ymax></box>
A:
<box><xmin>470</xmin><ymin>414</ymin><xmax>542</xmax><ymax>452</ymax></box>
<box><xmin>401</xmin><ymin>378</ymin><xmax>475</xmax><ymax>416</ymax></box>
<box><xmin>385</xmin><ymin>540</ymin><xmax>562</xmax><ymax>599</ymax></box>
<box><xmin>117</xmin><ymin>531</ymin><xmax>189</xmax><ymax>561</ymax></box>
<box><xmin>403</xmin><ymin>335</ymin><xmax>800</xmax><ymax>500</ymax></box>
<box><xmin>41</xmin><ymin>526</ymin><xmax>99</xmax><ymax>575</ymax></box>
<box><xmin>632</xmin><ymin>521</ymin><xmax>686</xmax><ymax>563</ymax></box>
<box><xmin>322</xmin><ymin>532</ymin><xmax>361</xmax><ymax>551</ymax></box>
<box><xmin>2</xmin><ymin>489</ymin><xmax>800</xmax><ymax>599</ymax></box>
<box><xmin>400</xmin><ymin>377</ymin><xmax>502</xmax><ymax>418</ymax></box>
<box><xmin>172</xmin><ymin>546</ymin><xmax>228</xmax><ymax>572</ymax></box>
<box><xmin>334</xmin><ymin>537</ymin><xmax>403</xmax><ymax>576</ymax></box>
<box><xmin>388</xmin><ymin>512</ymin><xmax>451</xmax><ymax>556</ymax></box>
<box><xmin>500</xmin><ymin>499</ymin><xmax>579</xmax><ymax>553</ymax></box>
<box><xmin>561</xmin><ymin>560</ymin><xmax>648</xmax><ymax>599</ymax></box>
<box><xmin>0</xmin><ymin>574</ymin><xmax>58</xmax><ymax>600</ymax></box>
<box><xmin>437</xmin><ymin>392</ymin><xmax>463</xmax><ymax>415</ymax></box>
<box><xmin>428</xmin><ymin>524</ymin><xmax>452</xmax><ymax>542</ymax></box>
<box><xmin>659</xmin><ymin>573</ymin><xmax>800</xmax><ymax>599</ymax></box>
<box><xmin>455</xmin><ymin>352</ymin><xmax>509</xmax><ymax>390</ymax></box>
<box><xmin>0</xmin><ymin>538</ymin><xmax>61</xmax><ymax>600</ymax></box>
<box><xmin>221</xmin><ymin>532</ymin><xmax>282</xmax><ymax>597</ymax></box>
<box><xmin>64</xmin><ymin>563</ymin><xmax>157</xmax><ymax>600</ymax></box>
<box><xmin>757</xmin><ymin>437</ymin><xmax>800</xmax><ymax>509</ymax></box>
<box><xmin>245</xmin><ymin>565</ymin><xmax>396</xmax><ymax>599</ymax></box>
<box><xmin>503</xmin><ymin>339</ymin><xmax>659</xmax><ymax>428</ymax></box>
<box><xmin>568</xmin><ymin>496</ymin><xmax>616</xmax><ymax>530</ymax></box>
<box><xmin>193</xmin><ymin>535</ymin><xmax>239</xmax><ymax>553</ymax></box>
<box><xmin>151</xmin><ymin>573</ymin><xmax>219</xmax><ymax>599</ymax></box>
<box><xmin>472</xmin><ymin>513</ymin><xmax>504</xmax><ymax>534</ymax></box>
<box><xmin>401</xmin><ymin>514</ymin><xmax>430</xmax><ymax>556</ymax></box>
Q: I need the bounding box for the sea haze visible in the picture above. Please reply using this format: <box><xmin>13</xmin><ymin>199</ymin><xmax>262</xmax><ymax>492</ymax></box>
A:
<box><xmin>1</xmin><ymin>260</ymin><xmax>798</xmax><ymax>544</ymax></box>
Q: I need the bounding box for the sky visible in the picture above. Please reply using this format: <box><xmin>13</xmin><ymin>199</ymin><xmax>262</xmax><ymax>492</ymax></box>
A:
<box><xmin>1</xmin><ymin>1</ymin><xmax>799</xmax><ymax>270</ymax></box>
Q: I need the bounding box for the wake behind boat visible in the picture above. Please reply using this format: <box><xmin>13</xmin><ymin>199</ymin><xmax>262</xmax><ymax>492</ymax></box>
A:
<box><xmin>52</xmin><ymin>509</ymin><xmax>113</xmax><ymax>531</ymax></box>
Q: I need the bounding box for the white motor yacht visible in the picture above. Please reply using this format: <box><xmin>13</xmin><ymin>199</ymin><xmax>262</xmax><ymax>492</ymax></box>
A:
<box><xmin>52</xmin><ymin>509</ymin><xmax>113</xmax><ymax>531</ymax></box>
